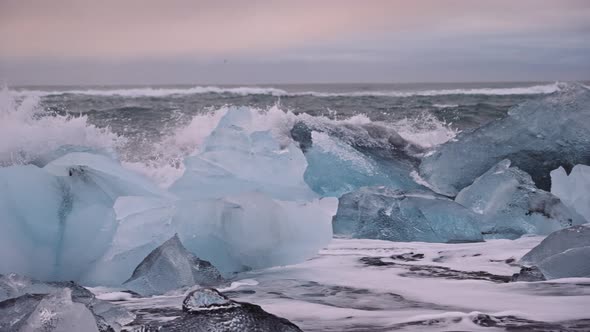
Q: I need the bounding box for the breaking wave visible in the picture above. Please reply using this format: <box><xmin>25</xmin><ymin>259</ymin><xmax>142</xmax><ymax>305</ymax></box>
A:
<box><xmin>0</xmin><ymin>88</ymin><xmax>122</xmax><ymax>166</ymax></box>
<box><xmin>0</xmin><ymin>88</ymin><xmax>458</xmax><ymax>187</ymax></box>
<box><xmin>10</xmin><ymin>82</ymin><xmax>564</xmax><ymax>98</ymax></box>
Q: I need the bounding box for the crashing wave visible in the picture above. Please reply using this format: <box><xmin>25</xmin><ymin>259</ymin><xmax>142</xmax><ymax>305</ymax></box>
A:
<box><xmin>10</xmin><ymin>82</ymin><xmax>563</xmax><ymax>98</ymax></box>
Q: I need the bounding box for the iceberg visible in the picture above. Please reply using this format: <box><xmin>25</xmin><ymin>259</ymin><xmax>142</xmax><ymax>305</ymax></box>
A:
<box><xmin>291</xmin><ymin>121</ymin><xmax>423</xmax><ymax>197</ymax></box>
<box><xmin>333</xmin><ymin>186</ymin><xmax>483</xmax><ymax>243</ymax></box>
<box><xmin>139</xmin><ymin>288</ymin><xmax>302</xmax><ymax>331</ymax></box>
<box><xmin>170</xmin><ymin>107</ymin><xmax>315</xmax><ymax>201</ymax></box>
<box><xmin>520</xmin><ymin>225</ymin><xmax>590</xmax><ymax>279</ymax></box>
<box><xmin>455</xmin><ymin>160</ymin><xmax>584</xmax><ymax>239</ymax></box>
<box><xmin>551</xmin><ymin>164</ymin><xmax>590</xmax><ymax>222</ymax></box>
<box><xmin>123</xmin><ymin>234</ymin><xmax>223</xmax><ymax>296</ymax></box>
<box><xmin>420</xmin><ymin>84</ymin><xmax>590</xmax><ymax>196</ymax></box>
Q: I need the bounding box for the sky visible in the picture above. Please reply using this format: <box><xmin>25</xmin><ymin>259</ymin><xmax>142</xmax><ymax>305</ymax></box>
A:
<box><xmin>0</xmin><ymin>0</ymin><xmax>589</xmax><ymax>85</ymax></box>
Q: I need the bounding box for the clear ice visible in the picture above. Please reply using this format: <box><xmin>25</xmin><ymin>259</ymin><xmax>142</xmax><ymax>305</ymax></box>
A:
<box><xmin>291</xmin><ymin>120</ymin><xmax>423</xmax><ymax>197</ymax></box>
<box><xmin>455</xmin><ymin>160</ymin><xmax>584</xmax><ymax>239</ymax></box>
<box><xmin>520</xmin><ymin>225</ymin><xmax>590</xmax><ymax>279</ymax></box>
<box><xmin>551</xmin><ymin>164</ymin><xmax>590</xmax><ymax>222</ymax></box>
<box><xmin>420</xmin><ymin>84</ymin><xmax>590</xmax><ymax>196</ymax></box>
<box><xmin>123</xmin><ymin>234</ymin><xmax>223</xmax><ymax>296</ymax></box>
<box><xmin>333</xmin><ymin>186</ymin><xmax>483</xmax><ymax>243</ymax></box>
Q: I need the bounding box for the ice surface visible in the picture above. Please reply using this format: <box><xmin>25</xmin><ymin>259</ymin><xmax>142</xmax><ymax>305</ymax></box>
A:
<box><xmin>536</xmin><ymin>246</ymin><xmax>590</xmax><ymax>279</ymax></box>
<box><xmin>420</xmin><ymin>84</ymin><xmax>590</xmax><ymax>195</ymax></box>
<box><xmin>0</xmin><ymin>152</ymin><xmax>167</xmax><ymax>282</ymax></box>
<box><xmin>0</xmin><ymin>165</ymin><xmax>64</xmax><ymax>280</ymax></box>
<box><xmin>0</xmin><ymin>273</ymin><xmax>135</xmax><ymax>331</ymax></box>
<box><xmin>17</xmin><ymin>288</ymin><xmax>100</xmax><ymax>332</ymax></box>
<box><xmin>455</xmin><ymin>160</ymin><xmax>584</xmax><ymax>239</ymax></box>
<box><xmin>88</xmin><ymin>194</ymin><xmax>337</xmax><ymax>283</ymax></box>
<box><xmin>551</xmin><ymin>164</ymin><xmax>590</xmax><ymax>222</ymax></box>
<box><xmin>170</xmin><ymin>107</ymin><xmax>315</xmax><ymax>201</ymax></box>
<box><xmin>520</xmin><ymin>225</ymin><xmax>590</xmax><ymax>279</ymax></box>
<box><xmin>333</xmin><ymin>186</ymin><xmax>483</xmax><ymax>243</ymax></box>
<box><xmin>520</xmin><ymin>225</ymin><xmax>590</xmax><ymax>265</ymax></box>
<box><xmin>140</xmin><ymin>288</ymin><xmax>302</xmax><ymax>331</ymax></box>
<box><xmin>291</xmin><ymin>121</ymin><xmax>423</xmax><ymax>197</ymax></box>
<box><xmin>123</xmin><ymin>234</ymin><xmax>223</xmax><ymax>296</ymax></box>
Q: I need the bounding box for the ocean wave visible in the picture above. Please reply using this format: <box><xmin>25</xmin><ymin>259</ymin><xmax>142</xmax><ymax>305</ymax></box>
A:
<box><xmin>0</xmin><ymin>86</ymin><xmax>459</xmax><ymax>187</ymax></box>
<box><xmin>10</xmin><ymin>83</ymin><xmax>564</xmax><ymax>98</ymax></box>
<box><xmin>0</xmin><ymin>88</ymin><xmax>122</xmax><ymax>166</ymax></box>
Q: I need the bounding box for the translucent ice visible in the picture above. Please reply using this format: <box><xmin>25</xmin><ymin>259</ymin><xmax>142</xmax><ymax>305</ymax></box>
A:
<box><xmin>333</xmin><ymin>186</ymin><xmax>483</xmax><ymax>243</ymax></box>
<box><xmin>521</xmin><ymin>225</ymin><xmax>590</xmax><ymax>279</ymax></box>
<box><xmin>455</xmin><ymin>160</ymin><xmax>584</xmax><ymax>239</ymax></box>
<box><xmin>551</xmin><ymin>164</ymin><xmax>590</xmax><ymax>222</ymax></box>
<box><xmin>0</xmin><ymin>273</ymin><xmax>135</xmax><ymax>331</ymax></box>
<box><xmin>18</xmin><ymin>289</ymin><xmax>100</xmax><ymax>332</ymax></box>
<box><xmin>87</xmin><ymin>193</ymin><xmax>337</xmax><ymax>284</ymax></box>
<box><xmin>170</xmin><ymin>107</ymin><xmax>315</xmax><ymax>201</ymax></box>
<box><xmin>420</xmin><ymin>84</ymin><xmax>590</xmax><ymax>196</ymax></box>
<box><xmin>0</xmin><ymin>152</ymin><xmax>165</xmax><ymax>282</ymax></box>
<box><xmin>292</xmin><ymin>121</ymin><xmax>423</xmax><ymax>197</ymax></box>
<box><xmin>123</xmin><ymin>234</ymin><xmax>223</xmax><ymax>296</ymax></box>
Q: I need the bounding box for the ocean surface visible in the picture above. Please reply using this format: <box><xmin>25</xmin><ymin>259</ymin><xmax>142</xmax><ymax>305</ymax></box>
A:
<box><xmin>3</xmin><ymin>81</ymin><xmax>574</xmax><ymax>187</ymax></box>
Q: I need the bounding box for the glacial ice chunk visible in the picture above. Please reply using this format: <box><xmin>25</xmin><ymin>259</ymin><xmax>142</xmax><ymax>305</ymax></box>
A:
<box><xmin>291</xmin><ymin>120</ymin><xmax>423</xmax><ymax>197</ymax></box>
<box><xmin>333</xmin><ymin>186</ymin><xmax>483</xmax><ymax>243</ymax></box>
<box><xmin>0</xmin><ymin>273</ymin><xmax>135</xmax><ymax>331</ymax></box>
<box><xmin>455</xmin><ymin>160</ymin><xmax>584</xmax><ymax>239</ymax></box>
<box><xmin>420</xmin><ymin>84</ymin><xmax>590</xmax><ymax>196</ymax></box>
<box><xmin>123</xmin><ymin>234</ymin><xmax>223</xmax><ymax>296</ymax></box>
<box><xmin>0</xmin><ymin>151</ymin><xmax>167</xmax><ymax>282</ymax></box>
<box><xmin>87</xmin><ymin>193</ymin><xmax>337</xmax><ymax>284</ymax></box>
<box><xmin>551</xmin><ymin>164</ymin><xmax>590</xmax><ymax>222</ymax></box>
<box><xmin>170</xmin><ymin>107</ymin><xmax>315</xmax><ymax>201</ymax></box>
<box><xmin>140</xmin><ymin>288</ymin><xmax>302</xmax><ymax>331</ymax></box>
<box><xmin>520</xmin><ymin>225</ymin><xmax>590</xmax><ymax>279</ymax></box>
<box><xmin>0</xmin><ymin>165</ymin><xmax>64</xmax><ymax>280</ymax></box>
<box><xmin>18</xmin><ymin>289</ymin><xmax>100</xmax><ymax>332</ymax></box>
<box><xmin>536</xmin><ymin>247</ymin><xmax>590</xmax><ymax>279</ymax></box>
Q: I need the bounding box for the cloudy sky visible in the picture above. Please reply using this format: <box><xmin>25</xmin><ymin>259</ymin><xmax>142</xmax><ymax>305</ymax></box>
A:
<box><xmin>1</xmin><ymin>0</ymin><xmax>589</xmax><ymax>85</ymax></box>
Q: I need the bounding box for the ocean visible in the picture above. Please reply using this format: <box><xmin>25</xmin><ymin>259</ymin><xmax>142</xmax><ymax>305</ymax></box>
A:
<box><xmin>3</xmin><ymin>81</ymin><xmax>568</xmax><ymax>187</ymax></box>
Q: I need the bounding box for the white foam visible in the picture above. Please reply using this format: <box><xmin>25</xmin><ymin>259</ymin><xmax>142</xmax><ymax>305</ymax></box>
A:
<box><xmin>11</xmin><ymin>83</ymin><xmax>563</xmax><ymax>98</ymax></box>
<box><xmin>392</xmin><ymin>113</ymin><xmax>459</xmax><ymax>148</ymax></box>
<box><xmin>0</xmin><ymin>88</ymin><xmax>122</xmax><ymax>166</ymax></box>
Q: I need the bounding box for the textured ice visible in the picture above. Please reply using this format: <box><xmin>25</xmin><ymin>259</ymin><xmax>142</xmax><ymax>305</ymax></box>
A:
<box><xmin>88</xmin><ymin>194</ymin><xmax>337</xmax><ymax>284</ymax></box>
<box><xmin>455</xmin><ymin>160</ymin><xmax>584</xmax><ymax>239</ymax></box>
<box><xmin>551</xmin><ymin>164</ymin><xmax>590</xmax><ymax>222</ymax></box>
<box><xmin>0</xmin><ymin>273</ymin><xmax>135</xmax><ymax>331</ymax></box>
<box><xmin>521</xmin><ymin>225</ymin><xmax>590</xmax><ymax>279</ymax></box>
<box><xmin>170</xmin><ymin>107</ymin><xmax>315</xmax><ymax>201</ymax></box>
<box><xmin>291</xmin><ymin>121</ymin><xmax>423</xmax><ymax>197</ymax></box>
<box><xmin>420</xmin><ymin>84</ymin><xmax>590</xmax><ymax>196</ymax></box>
<box><xmin>333</xmin><ymin>186</ymin><xmax>483</xmax><ymax>243</ymax></box>
<box><xmin>511</xmin><ymin>266</ymin><xmax>546</xmax><ymax>282</ymax></box>
<box><xmin>123</xmin><ymin>234</ymin><xmax>223</xmax><ymax>296</ymax></box>
<box><xmin>140</xmin><ymin>288</ymin><xmax>302</xmax><ymax>331</ymax></box>
<box><xmin>12</xmin><ymin>288</ymin><xmax>99</xmax><ymax>332</ymax></box>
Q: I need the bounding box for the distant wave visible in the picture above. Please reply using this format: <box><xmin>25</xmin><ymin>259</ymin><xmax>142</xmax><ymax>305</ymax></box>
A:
<box><xmin>11</xmin><ymin>83</ymin><xmax>565</xmax><ymax>98</ymax></box>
